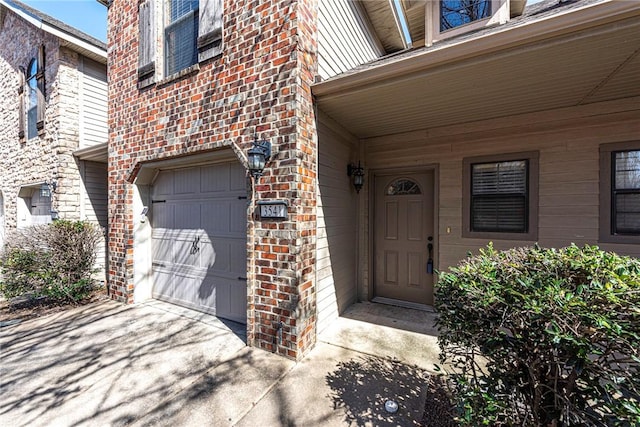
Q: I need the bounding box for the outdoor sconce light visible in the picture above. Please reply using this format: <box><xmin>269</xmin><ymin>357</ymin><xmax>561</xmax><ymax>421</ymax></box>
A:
<box><xmin>247</xmin><ymin>137</ymin><xmax>271</xmax><ymax>179</ymax></box>
<box><xmin>347</xmin><ymin>162</ymin><xmax>365</xmax><ymax>193</ymax></box>
<box><xmin>40</xmin><ymin>179</ymin><xmax>57</xmax><ymax>198</ymax></box>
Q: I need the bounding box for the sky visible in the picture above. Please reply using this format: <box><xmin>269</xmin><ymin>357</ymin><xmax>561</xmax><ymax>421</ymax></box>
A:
<box><xmin>16</xmin><ymin>0</ymin><xmax>545</xmax><ymax>46</ymax></box>
<box><xmin>19</xmin><ymin>0</ymin><xmax>107</xmax><ymax>42</ymax></box>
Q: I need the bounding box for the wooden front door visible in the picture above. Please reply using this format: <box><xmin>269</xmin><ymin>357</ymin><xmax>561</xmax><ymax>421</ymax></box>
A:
<box><xmin>374</xmin><ymin>171</ymin><xmax>434</xmax><ymax>305</ymax></box>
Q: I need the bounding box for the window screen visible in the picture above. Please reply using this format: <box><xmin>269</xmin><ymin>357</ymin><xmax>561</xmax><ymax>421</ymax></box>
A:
<box><xmin>471</xmin><ymin>160</ymin><xmax>528</xmax><ymax>233</ymax></box>
<box><xmin>612</xmin><ymin>150</ymin><xmax>640</xmax><ymax>235</ymax></box>
<box><xmin>165</xmin><ymin>0</ymin><xmax>199</xmax><ymax>76</ymax></box>
<box><xmin>440</xmin><ymin>0</ymin><xmax>491</xmax><ymax>32</ymax></box>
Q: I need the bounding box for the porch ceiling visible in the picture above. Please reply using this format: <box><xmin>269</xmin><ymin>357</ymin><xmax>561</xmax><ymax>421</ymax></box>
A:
<box><xmin>313</xmin><ymin>6</ymin><xmax>640</xmax><ymax>140</ymax></box>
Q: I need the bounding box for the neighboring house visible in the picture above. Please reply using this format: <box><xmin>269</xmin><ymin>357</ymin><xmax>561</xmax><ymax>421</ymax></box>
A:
<box><xmin>102</xmin><ymin>0</ymin><xmax>640</xmax><ymax>360</ymax></box>
<box><xmin>0</xmin><ymin>0</ymin><xmax>109</xmax><ymax>278</ymax></box>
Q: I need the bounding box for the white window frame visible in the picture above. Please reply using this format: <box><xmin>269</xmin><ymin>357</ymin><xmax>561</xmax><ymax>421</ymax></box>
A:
<box><xmin>426</xmin><ymin>0</ymin><xmax>509</xmax><ymax>46</ymax></box>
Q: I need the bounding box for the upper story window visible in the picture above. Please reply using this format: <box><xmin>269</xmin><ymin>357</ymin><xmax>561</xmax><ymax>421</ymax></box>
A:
<box><xmin>137</xmin><ymin>0</ymin><xmax>223</xmax><ymax>88</ymax></box>
<box><xmin>440</xmin><ymin>0</ymin><xmax>492</xmax><ymax>32</ymax></box>
<box><xmin>23</xmin><ymin>45</ymin><xmax>46</xmax><ymax>140</ymax></box>
<box><xmin>26</xmin><ymin>58</ymin><xmax>38</xmax><ymax>139</ymax></box>
<box><xmin>426</xmin><ymin>0</ymin><xmax>507</xmax><ymax>46</ymax></box>
<box><xmin>463</xmin><ymin>151</ymin><xmax>539</xmax><ymax>240</ymax></box>
<box><xmin>165</xmin><ymin>0</ymin><xmax>199</xmax><ymax>76</ymax></box>
<box><xmin>600</xmin><ymin>142</ymin><xmax>640</xmax><ymax>243</ymax></box>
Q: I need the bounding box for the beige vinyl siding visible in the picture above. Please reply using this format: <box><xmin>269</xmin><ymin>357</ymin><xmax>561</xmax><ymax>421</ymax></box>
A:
<box><xmin>318</xmin><ymin>0</ymin><xmax>382</xmax><ymax>80</ymax></box>
<box><xmin>316</xmin><ymin>116</ymin><xmax>358</xmax><ymax>334</ymax></box>
<box><xmin>362</xmin><ymin>101</ymin><xmax>640</xmax><ymax>279</ymax></box>
<box><xmin>81</xmin><ymin>161</ymin><xmax>108</xmax><ymax>281</ymax></box>
<box><xmin>79</xmin><ymin>57</ymin><xmax>107</xmax><ymax>148</ymax></box>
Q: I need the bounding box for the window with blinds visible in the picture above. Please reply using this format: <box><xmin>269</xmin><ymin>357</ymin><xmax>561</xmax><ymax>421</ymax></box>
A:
<box><xmin>612</xmin><ymin>150</ymin><xmax>640</xmax><ymax>235</ymax></box>
<box><xmin>165</xmin><ymin>0</ymin><xmax>199</xmax><ymax>76</ymax></box>
<box><xmin>471</xmin><ymin>160</ymin><xmax>528</xmax><ymax>233</ymax></box>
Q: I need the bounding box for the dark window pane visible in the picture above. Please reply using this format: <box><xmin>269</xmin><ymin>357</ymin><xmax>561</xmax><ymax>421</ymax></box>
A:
<box><xmin>165</xmin><ymin>9</ymin><xmax>198</xmax><ymax>75</ymax></box>
<box><xmin>26</xmin><ymin>58</ymin><xmax>38</xmax><ymax>139</ymax></box>
<box><xmin>471</xmin><ymin>159</ymin><xmax>528</xmax><ymax>233</ymax></box>
<box><xmin>170</xmin><ymin>0</ymin><xmax>198</xmax><ymax>21</ymax></box>
<box><xmin>614</xmin><ymin>193</ymin><xmax>640</xmax><ymax>234</ymax></box>
<box><xmin>472</xmin><ymin>195</ymin><xmax>526</xmax><ymax>232</ymax></box>
<box><xmin>386</xmin><ymin>179</ymin><xmax>421</xmax><ymax>195</ymax></box>
<box><xmin>613</xmin><ymin>150</ymin><xmax>640</xmax><ymax>235</ymax></box>
<box><xmin>441</xmin><ymin>0</ymin><xmax>491</xmax><ymax>32</ymax></box>
<box><xmin>615</xmin><ymin>151</ymin><xmax>640</xmax><ymax>190</ymax></box>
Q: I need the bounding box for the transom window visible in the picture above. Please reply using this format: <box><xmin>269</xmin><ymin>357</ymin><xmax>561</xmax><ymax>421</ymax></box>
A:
<box><xmin>440</xmin><ymin>0</ymin><xmax>492</xmax><ymax>32</ymax></box>
<box><xmin>386</xmin><ymin>179</ymin><xmax>421</xmax><ymax>196</ymax></box>
<box><xmin>165</xmin><ymin>0</ymin><xmax>199</xmax><ymax>76</ymax></box>
<box><xmin>612</xmin><ymin>150</ymin><xmax>640</xmax><ymax>235</ymax></box>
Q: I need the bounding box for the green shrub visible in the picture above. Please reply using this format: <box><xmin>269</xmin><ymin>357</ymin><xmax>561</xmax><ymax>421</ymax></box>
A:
<box><xmin>0</xmin><ymin>220</ymin><xmax>102</xmax><ymax>302</ymax></box>
<box><xmin>435</xmin><ymin>244</ymin><xmax>640</xmax><ymax>426</ymax></box>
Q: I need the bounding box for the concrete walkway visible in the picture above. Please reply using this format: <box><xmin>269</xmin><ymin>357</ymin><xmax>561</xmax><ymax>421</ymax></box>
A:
<box><xmin>0</xmin><ymin>300</ymin><xmax>440</xmax><ymax>426</ymax></box>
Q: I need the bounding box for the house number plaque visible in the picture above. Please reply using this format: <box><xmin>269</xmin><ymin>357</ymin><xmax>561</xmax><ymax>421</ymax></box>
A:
<box><xmin>257</xmin><ymin>200</ymin><xmax>288</xmax><ymax>220</ymax></box>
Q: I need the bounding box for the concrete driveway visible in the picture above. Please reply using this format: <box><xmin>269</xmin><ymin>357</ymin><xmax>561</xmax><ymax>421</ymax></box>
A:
<box><xmin>0</xmin><ymin>300</ymin><xmax>440</xmax><ymax>426</ymax></box>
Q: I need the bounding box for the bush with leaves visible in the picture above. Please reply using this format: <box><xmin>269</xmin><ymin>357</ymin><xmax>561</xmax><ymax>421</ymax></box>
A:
<box><xmin>435</xmin><ymin>244</ymin><xmax>640</xmax><ymax>426</ymax></box>
<box><xmin>0</xmin><ymin>220</ymin><xmax>102</xmax><ymax>302</ymax></box>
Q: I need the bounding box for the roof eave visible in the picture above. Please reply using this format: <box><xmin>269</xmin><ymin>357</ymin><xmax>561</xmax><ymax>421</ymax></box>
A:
<box><xmin>313</xmin><ymin>0</ymin><xmax>639</xmax><ymax>98</ymax></box>
<box><xmin>0</xmin><ymin>0</ymin><xmax>106</xmax><ymax>62</ymax></box>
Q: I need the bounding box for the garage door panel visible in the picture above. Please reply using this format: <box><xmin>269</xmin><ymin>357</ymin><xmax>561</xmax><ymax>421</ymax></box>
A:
<box><xmin>175</xmin><ymin>203</ymin><xmax>201</xmax><ymax>229</ymax></box>
<box><xmin>230</xmin><ymin>239</ymin><xmax>247</xmax><ymax>273</ymax></box>
<box><xmin>153</xmin><ymin>171</ymin><xmax>174</xmax><ymax>196</ymax></box>
<box><xmin>230</xmin><ymin>163</ymin><xmax>246</xmax><ymax>191</ymax></box>
<box><xmin>152</xmin><ymin>238</ymin><xmax>174</xmax><ymax>265</ymax></box>
<box><xmin>201</xmin><ymin>164</ymin><xmax>229</xmax><ymax>193</ymax></box>
<box><xmin>173</xmin><ymin>239</ymin><xmax>200</xmax><ymax>268</ymax></box>
<box><xmin>202</xmin><ymin>200</ymin><xmax>230</xmax><ymax>234</ymax></box>
<box><xmin>210</xmin><ymin>240</ymin><xmax>230</xmax><ymax>273</ymax></box>
<box><xmin>230</xmin><ymin>201</ymin><xmax>246</xmax><ymax>233</ymax></box>
<box><xmin>152</xmin><ymin>203</ymin><xmax>173</xmax><ymax>229</ymax></box>
<box><xmin>174</xmin><ymin>168</ymin><xmax>200</xmax><ymax>194</ymax></box>
<box><xmin>151</xmin><ymin>162</ymin><xmax>247</xmax><ymax>324</ymax></box>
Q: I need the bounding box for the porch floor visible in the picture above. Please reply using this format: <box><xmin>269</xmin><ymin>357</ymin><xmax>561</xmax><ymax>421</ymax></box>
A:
<box><xmin>318</xmin><ymin>301</ymin><xmax>441</xmax><ymax>372</ymax></box>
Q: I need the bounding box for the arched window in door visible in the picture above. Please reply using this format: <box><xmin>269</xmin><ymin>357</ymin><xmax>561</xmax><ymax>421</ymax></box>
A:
<box><xmin>386</xmin><ymin>178</ymin><xmax>422</xmax><ymax>196</ymax></box>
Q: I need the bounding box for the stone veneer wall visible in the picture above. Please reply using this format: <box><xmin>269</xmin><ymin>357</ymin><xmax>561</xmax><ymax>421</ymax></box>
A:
<box><xmin>106</xmin><ymin>0</ymin><xmax>319</xmax><ymax>360</ymax></box>
<box><xmin>0</xmin><ymin>8</ymin><xmax>83</xmax><ymax>230</ymax></box>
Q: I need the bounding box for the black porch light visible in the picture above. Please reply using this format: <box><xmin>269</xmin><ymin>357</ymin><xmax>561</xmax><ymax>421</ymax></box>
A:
<box><xmin>347</xmin><ymin>162</ymin><xmax>365</xmax><ymax>193</ymax></box>
<box><xmin>247</xmin><ymin>137</ymin><xmax>271</xmax><ymax>178</ymax></box>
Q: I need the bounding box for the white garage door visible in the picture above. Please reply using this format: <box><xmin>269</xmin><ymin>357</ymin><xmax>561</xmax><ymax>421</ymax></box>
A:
<box><xmin>151</xmin><ymin>162</ymin><xmax>247</xmax><ymax>324</ymax></box>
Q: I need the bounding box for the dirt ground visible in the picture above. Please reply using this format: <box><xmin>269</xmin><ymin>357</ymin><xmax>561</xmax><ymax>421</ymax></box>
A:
<box><xmin>0</xmin><ymin>287</ymin><xmax>109</xmax><ymax>324</ymax></box>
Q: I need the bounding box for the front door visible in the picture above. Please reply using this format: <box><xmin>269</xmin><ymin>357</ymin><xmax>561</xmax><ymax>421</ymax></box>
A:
<box><xmin>374</xmin><ymin>171</ymin><xmax>434</xmax><ymax>305</ymax></box>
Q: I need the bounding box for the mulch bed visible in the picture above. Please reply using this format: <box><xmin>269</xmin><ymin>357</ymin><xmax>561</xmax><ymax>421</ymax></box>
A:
<box><xmin>0</xmin><ymin>287</ymin><xmax>109</xmax><ymax>324</ymax></box>
<box><xmin>421</xmin><ymin>375</ymin><xmax>459</xmax><ymax>427</ymax></box>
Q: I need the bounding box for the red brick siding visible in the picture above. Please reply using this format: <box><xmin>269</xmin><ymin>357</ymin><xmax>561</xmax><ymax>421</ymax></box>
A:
<box><xmin>106</xmin><ymin>0</ymin><xmax>318</xmax><ymax>360</ymax></box>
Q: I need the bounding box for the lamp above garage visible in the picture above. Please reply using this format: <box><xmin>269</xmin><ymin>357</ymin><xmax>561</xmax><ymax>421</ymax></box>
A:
<box><xmin>247</xmin><ymin>137</ymin><xmax>271</xmax><ymax>179</ymax></box>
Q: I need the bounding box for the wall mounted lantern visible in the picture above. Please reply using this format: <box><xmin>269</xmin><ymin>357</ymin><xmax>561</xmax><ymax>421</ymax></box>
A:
<box><xmin>40</xmin><ymin>179</ymin><xmax>57</xmax><ymax>198</ymax></box>
<box><xmin>347</xmin><ymin>162</ymin><xmax>365</xmax><ymax>193</ymax></box>
<box><xmin>247</xmin><ymin>137</ymin><xmax>271</xmax><ymax>179</ymax></box>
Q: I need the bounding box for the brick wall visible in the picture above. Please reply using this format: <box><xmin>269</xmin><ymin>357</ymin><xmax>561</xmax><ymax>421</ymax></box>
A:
<box><xmin>0</xmin><ymin>9</ymin><xmax>83</xmax><ymax>231</ymax></box>
<box><xmin>106</xmin><ymin>0</ymin><xmax>319</xmax><ymax>360</ymax></box>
